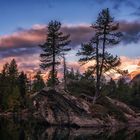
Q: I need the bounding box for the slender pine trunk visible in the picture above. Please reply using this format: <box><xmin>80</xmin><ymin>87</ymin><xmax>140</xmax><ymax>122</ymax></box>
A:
<box><xmin>52</xmin><ymin>36</ymin><xmax>55</xmax><ymax>89</ymax></box>
<box><xmin>63</xmin><ymin>54</ymin><xmax>67</xmax><ymax>91</ymax></box>
<box><xmin>94</xmin><ymin>25</ymin><xmax>106</xmax><ymax>103</ymax></box>
<box><xmin>93</xmin><ymin>36</ymin><xmax>100</xmax><ymax>102</ymax></box>
<box><xmin>98</xmin><ymin>25</ymin><xmax>106</xmax><ymax>90</ymax></box>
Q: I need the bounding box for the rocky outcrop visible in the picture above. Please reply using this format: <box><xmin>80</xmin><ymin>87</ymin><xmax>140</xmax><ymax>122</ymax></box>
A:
<box><xmin>32</xmin><ymin>87</ymin><xmax>140</xmax><ymax>127</ymax></box>
<box><xmin>40</xmin><ymin>126</ymin><xmax>140</xmax><ymax>140</ymax></box>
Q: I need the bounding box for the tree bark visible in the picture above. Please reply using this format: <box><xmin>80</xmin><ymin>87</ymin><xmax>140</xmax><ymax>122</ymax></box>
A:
<box><xmin>94</xmin><ymin>25</ymin><xmax>106</xmax><ymax>103</ymax></box>
<box><xmin>63</xmin><ymin>54</ymin><xmax>67</xmax><ymax>91</ymax></box>
<box><xmin>99</xmin><ymin>25</ymin><xmax>106</xmax><ymax>79</ymax></box>
<box><xmin>52</xmin><ymin>35</ymin><xmax>56</xmax><ymax>89</ymax></box>
<box><xmin>93</xmin><ymin>36</ymin><xmax>100</xmax><ymax>103</ymax></box>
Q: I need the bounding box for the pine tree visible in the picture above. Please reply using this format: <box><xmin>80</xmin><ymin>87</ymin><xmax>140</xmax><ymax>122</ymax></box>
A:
<box><xmin>62</xmin><ymin>54</ymin><xmax>67</xmax><ymax>91</ymax></box>
<box><xmin>82</xmin><ymin>67</ymin><xmax>95</xmax><ymax>80</ymax></box>
<box><xmin>66</xmin><ymin>68</ymin><xmax>75</xmax><ymax>80</ymax></box>
<box><xmin>8</xmin><ymin>59</ymin><xmax>19</xmax><ymax>109</ymax></box>
<box><xmin>40</xmin><ymin>20</ymin><xmax>71</xmax><ymax>88</ymax></box>
<box><xmin>32</xmin><ymin>71</ymin><xmax>45</xmax><ymax>92</ymax></box>
<box><xmin>47</xmin><ymin>70</ymin><xmax>59</xmax><ymax>87</ymax></box>
<box><xmin>18</xmin><ymin>71</ymin><xmax>27</xmax><ymax>98</ymax></box>
<box><xmin>8</xmin><ymin>59</ymin><xmax>18</xmax><ymax>76</ymax></box>
<box><xmin>77</xmin><ymin>8</ymin><xmax>122</xmax><ymax>101</ymax></box>
<box><xmin>107</xmin><ymin>78</ymin><xmax>117</xmax><ymax>96</ymax></box>
<box><xmin>0</xmin><ymin>60</ymin><xmax>20</xmax><ymax>110</ymax></box>
<box><xmin>8</xmin><ymin>59</ymin><xmax>19</xmax><ymax>87</ymax></box>
<box><xmin>1</xmin><ymin>63</ymin><xmax>9</xmax><ymax>77</ymax></box>
<box><xmin>116</xmin><ymin>77</ymin><xmax>130</xmax><ymax>101</ymax></box>
<box><xmin>0</xmin><ymin>63</ymin><xmax>10</xmax><ymax>109</ymax></box>
<box><xmin>92</xmin><ymin>8</ymin><xmax>122</xmax><ymax>78</ymax></box>
<box><xmin>75</xmin><ymin>70</ymin><xmax>81</xmax><ymax>80</ymax></box>
<box><xmin>18</xmin><ymin>71</ymin><xmax>28</xmax><ymax>108</ymax></box>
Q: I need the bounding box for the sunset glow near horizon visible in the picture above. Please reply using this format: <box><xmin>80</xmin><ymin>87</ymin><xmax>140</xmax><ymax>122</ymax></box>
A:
<box><xmin>0</xmin><ymin>0</ymin><xmax>140</xmax><ymax>79</ymax></box>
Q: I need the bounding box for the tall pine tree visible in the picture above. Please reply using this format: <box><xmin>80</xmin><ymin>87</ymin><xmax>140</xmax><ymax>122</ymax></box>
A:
<box><xmin>40</xmin><ymin>20</ymin><xmax>71</xmax><ymax>88</ymax></box>
<box><xmin>18</xmin><ymin>71</ymin><xmax>28</xmax><ymax>108</ymax></box>
<box><xmin>77</xmin><ymin>8</ymin><xmax>122</xmax><ymax>101</ymax></box>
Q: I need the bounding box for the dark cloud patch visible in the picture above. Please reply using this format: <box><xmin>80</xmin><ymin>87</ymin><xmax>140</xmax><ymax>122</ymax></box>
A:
<box><xmin>0</xmin><ymin>24</ymin><xmax>93</xmax><ymax>50</ymax></box>
<box><xmin>0</xmin><ymin>21</ymin><xmax>140</xmax><ymax>59</ymax></box>
<box><xmin>0</xmin><ymin>26</ymin><xmax>46</xmax><ymax>49</ymax></box>
<box><xmin>63</xmin><ymin>21</ymin><xmax>140</xmax><ymax>46</ymax></box>
<box><xmin>119</xmin><ymin>21</ymin><xmax>140</xmax><ymax>44</ymax></box>
<box><xmin>0</xmin><ymin>47</ymin><xmax>41</xmax><ymax>58</ymax></box>
<box><xmin>0</xmin><ymin>26</ymin><xmax>46</xmax><ymax>58</ymax></box>
<box><xmin>61</xmin><ymin>26</ymin><xmax>93</xmax><ymax>46</ymax></box>
<box><xmin>0</xmin><ymin>24</ymin><xmax>93</xmax><ymax>58</ymax></box>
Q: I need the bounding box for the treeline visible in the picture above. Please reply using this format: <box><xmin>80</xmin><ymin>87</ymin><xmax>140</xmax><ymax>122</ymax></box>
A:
<box><xmin>66</xmin><ymin>68</ymin><xmax>140</xmax><ymax>109</ymax></box>
<box><xmin>0</xmin><ymin>59</ymin><xmax>45</xmax><ymax>111</ymax></box>
<box><xmin>0</xmin><ymin>59</ymin><xmax>139</xmax><ymax>111</ymax></box>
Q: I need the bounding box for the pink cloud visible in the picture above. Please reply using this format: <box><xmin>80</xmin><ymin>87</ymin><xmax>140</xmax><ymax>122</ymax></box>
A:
<box><xmin>0</xmin><ymin>54</ymin><xmax>139</xmax><ymax>80</ymax></box>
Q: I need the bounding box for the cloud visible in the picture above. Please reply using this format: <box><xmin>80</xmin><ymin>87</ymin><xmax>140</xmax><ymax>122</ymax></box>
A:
<box><xmin>62</xmin><ymin>24</ymin><xmax>92</xmax><ymax>46</ymax></box>
<box><xmin>0</xmin><ymin>25</ymin><xmax>46</xmax><ymax>49</ymax></box>
<box><xmin>119</xmin><ymin>21</ymin><xmax>140</xmax><ymax>44</ymax></box>
<box><xmin>0</xmin><ymin>24</ymin><xmax>93</xmax><ymax>58</ymax></box>
<box><xmin>0</xmin><ymin>54</ymin><xmax>40</xmax><ymax>72</ymax></box>
<box><xmin>0</xmin><ymin>25</ymin><xmax>46</xmax><ymax>58</ymax></box>
<box><xmin>61</xmin><ymin>56</ymin><xmax>140</xmax><ymax>80</ymax></box>
<box><xmin>0</xmin><ymin>23</ymin><xmax>93</xmax><ymax>50</ymax></box>
<box><xmin>138</xmin><ymin>61</ymin><xmax>140</xmax><ymax>66</ymax></box>
<box><xmin>0</xmin><ymin>21</ymin><xmax>140</xmax><ymax>59</ymax></box>
<box><xmin>0</xmin><ymin>52</ymin><xmax>139</xmax><ymax>81</ymax></box>
<box><xmin>120</xmin><ymin>56</ymin><xmax>140</xmax><ymax>72</ymax></box>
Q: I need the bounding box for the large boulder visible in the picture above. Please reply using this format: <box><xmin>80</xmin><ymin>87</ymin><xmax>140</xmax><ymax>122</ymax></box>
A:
<box><xmin>32</xmin><ymin>87</ymin><xmax>140</xmax><ymax>127</ymax></box>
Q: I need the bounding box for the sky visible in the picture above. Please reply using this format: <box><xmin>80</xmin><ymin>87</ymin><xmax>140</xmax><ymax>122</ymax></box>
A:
<box><xmin>0</xmin><ymin>0</ymin><xmax>140</xmax><ymax>78</ymax></box>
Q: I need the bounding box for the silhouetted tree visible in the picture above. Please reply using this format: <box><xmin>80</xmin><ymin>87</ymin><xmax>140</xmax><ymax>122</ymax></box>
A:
<box><xmin>66</xmin><ymin>68</ymin><xmax>75</xmax><ymax>80</ymax></box>
<box><xmin>18</xmin><ymin>71</ymin><xmax>28</xmax><ymax>108</ymax></box>
<box><xmin>0</xmin><ymin>63</ymin><xmax>10</xmax><ymax>109</ymax></box>
<box><xmin>40</xmin><ymin>20</ymin><xmax>71</xmax><ymax>88</ymax></box>
<box><xmin>75</xmin><ymin>70</ymin><xmax>81</xmax><ymax>80</ymax></box>
<box><xmin>8</xmin><ymin>59</ymin><xmax>19</xmax><ymax>88</ymax></box>
<box><xmin>77</xmin><ymin>8</ymin><xmax>122</xmax><ymax>102</ymax></box>
<box><xmin>82</xmin><ymin>67</ymin><xmax>95</xmax><ymax>80</ymax></box>
<box><xmin>62</xmin><ymin>54</ymin><xmax>67</xmax><ymax>91</ymax></box>
<box><xmin>0</xmin><ymin>60</ymin><xmax>20</xmax><ymax>110</ymax></box>
<box><xmin>32</xmin><ymin>71</ymin><xmax>45</xmax><ymax>92</ymax></box>
<box><xmin>105</xmin><ymin>78</ymin><xmax>117</xmax><ymax>96</ymax></box>
<box><xmin>116</xmin><ymin>77</ymin><xmax>130</xmax><ymax>100</ymax></box>
<box><xmin>92</xmin><ymin>8</ymin><xmax>122</xmax><ymax>100</ymax></box>
<box><xmin>47</xmin><ymin>70</ymin><xmax>59</xmax><ymax>87</ymax></box>
<box><xmin>18</xmin><ymin>72</ymin><xmax>27</xmax><ymax>98</ymax></box>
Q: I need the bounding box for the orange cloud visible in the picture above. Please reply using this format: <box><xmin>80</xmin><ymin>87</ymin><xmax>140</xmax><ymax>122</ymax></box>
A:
<box><xmin>0</xmin><ymin>55</ymin><xmax>139</xmax><ymax>81</ymax></box>
<box><xmin>120</xmin><ymin>56</ymin><xmax>140</xmax><ymax>72</ymax></box>
<box><xmin>0</xmin><ymin>25</ymin><xmax>46</xmax><ymax>48</ymax></box>
<box><xmin>0</xmin><ymin>23</ymin><xmax>139</xmax><ymax>80</ymax></box>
